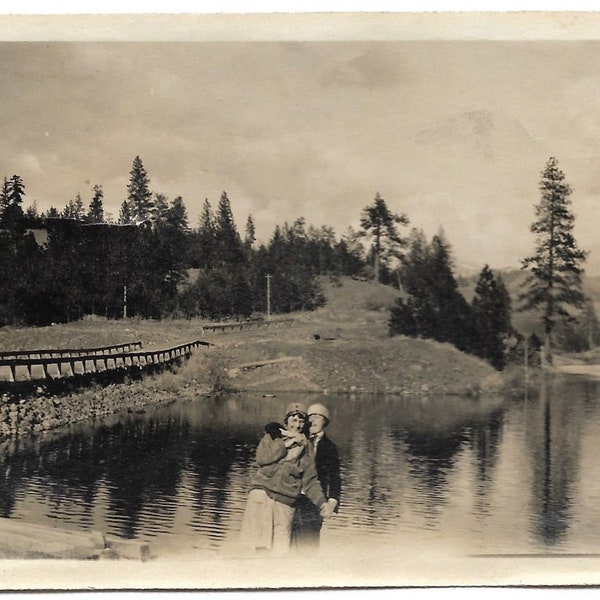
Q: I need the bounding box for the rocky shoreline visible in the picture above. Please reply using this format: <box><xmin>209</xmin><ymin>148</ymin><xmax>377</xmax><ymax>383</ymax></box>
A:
<box><xmin>0</xmin><ymin>362</ymin><xmax>213</xmax><ymax>442</ymax></box>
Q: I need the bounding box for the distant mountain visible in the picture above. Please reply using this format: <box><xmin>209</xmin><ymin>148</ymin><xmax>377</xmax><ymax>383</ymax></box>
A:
<box><xmin>412</xmin><ymin>109</ymin><xmax>539</xmax><ymax>162</ymax></box>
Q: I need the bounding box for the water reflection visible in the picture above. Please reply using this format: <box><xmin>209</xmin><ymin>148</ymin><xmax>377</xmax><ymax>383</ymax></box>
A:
<box><xmin>0</xmin><ymin>379</ymin><xmax>600</xmax><ymax>556</ymax></box>
<box><xmin>470</xmin><ymin>409</ymin><xmax>504</xmax><ymax>516</ymax></box>
<box><xmin>526</xmin><ymin>378</ymin><xmax>583</xmax><ymax>547</ymax></box>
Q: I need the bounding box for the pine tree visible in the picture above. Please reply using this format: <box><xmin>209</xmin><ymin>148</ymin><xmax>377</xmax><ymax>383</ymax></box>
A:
<box><xmin>119</xmin><ymin>199</ymin><xmax>133</xmax><ymax>225</ymax></box>
<box><xmin>195</xmin><ymin>198</ymin><xmax>216</xmax><ymax>269</ymax></box>
<box><xmin>73</xmin><ymin>192</ymin><xmax>85</xmax><ymax>219</ymax></box>
<box><xmin>214</xmin><ymin>191</ymin><xmax>243</xmax><ymax>265</ymax></box>
<box><xmin>150</xmin><ymin>195</ymin><xmax>190</xmax><ymax>308</ymax></box>
<box><xmin>245</xmin><ymin>214</ymin><xmax>256</xmax><ymax>249</ymax></box>
<box><xmin>520</xmin><ymin>157</ymin><xmax>588</xmax><ymax>361</ymax></box>
<box><xmin>7</xmin><ymin>175</ymin><xmax>25</xmax><ymax>206</ymax></box>
<box><xmin>167</xmin><ymin>196</ymin><xmax>188</xmax><ymax>230</ymax></box>
<box><xmin>61</xmin><ymin>200</ymin><xmax>73</xmax><ymax>219</ymax></box>
<box><xmin>390</xmin><ymin>229</ymin><xmax>475</xmax><ymax>353</ymax></box>
<box><xmin>337</xmin><ymin>226</ymin><xmax>366</xmax><ymax>276</ymax></box>
<box><xmin>305</xmin><ymin>224</ymin><xmax>337</xmax><ymax>274</ymax></box>
<box><xmin>472</xmin><ymin>265</ymin><xmax>512</xmax><ymax>369</ymax></box>
<box><xmin>399</xmin><ymin>228</ymin><xmax>430</xmax><ymax>295</ymax></box>
<box><xmin>583</xmin><ymin>297</ymin><xmax>600</xmax><ymax>350</ymax></box>
<box><xmin>0</xmin><ymin>178</ymin><xmax>9</xmax><ymax>219</ymax></box>
<box><xmin>1</xmin><ymin>175</ymin><xmax>25</xmax><ymax>233</ymax></box>
<box><xmin>126</xmin><ymin>156</ymin><xmax>153</xmax><ymax>222</ymax></box>
<box><xmin>153</xmin><ymin>193</ymin><xmax>169</xmax><ymax>221</ymax></box>
<box><xmin>88</xmin><ymin>184</ymin><xmax>104</xmax><ymax>223</ymax></box>
<box><xmin>62</xmin><ymin>193</ymin><xmax>85</xmax><ymax>220</ymax></box>
<box><xmin>554</xmin><ymin>296</ymin><xmax>600</xmax><ymax>352</ymax></box>
<box><xmin>244</xmin><ymin>214</ymin><xmax>256</xmax><ymax>265</ymax></box>
<box><xmin>25</xmin><ymin>200</ymin><xmax>39</xmax><ymax>220</ymax></box>
<box><xmin>359</xmin><ymin>192</ymin><xmax>409</xmax><ymax>283</ymax></box>
<box><xmin>428</xmin><ymin>231</ymin><xmax>475</xmax><ymax>351</ymax></box>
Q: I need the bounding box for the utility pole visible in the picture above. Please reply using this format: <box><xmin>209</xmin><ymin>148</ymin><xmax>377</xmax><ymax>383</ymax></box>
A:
<box><xmin>266</xmin><ymin>274</ymin><xmax>271</xmax><ymax>321</ymax></box>
<box><xmin>524</xmin><ymin>335</ymin><xmax>529</xmax><ymax>387</ymax></box>
<box><xmin>123</xmin><ymin>284</ymin><xmax>127</xmax><ymax>320</ymax></box>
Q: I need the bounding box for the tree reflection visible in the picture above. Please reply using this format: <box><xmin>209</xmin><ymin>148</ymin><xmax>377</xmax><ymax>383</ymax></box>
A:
<box><xmin>469</xmin><ymin>408</ymin><xmax>505</xmax><ymax>515</ymax></box>
<box><xmin>527</xmin><ymin>377</ymin><xmax>583</xmax><ymax>546</ymax></box>
<box><xmin>470</xmin><ymin>409</ymin><xmax>504</xmax><ymax>482</ymax></box>
<box><xmin>188</xmin><ymin>425</ymin><xmax>257</xmax><ymax>545</ymax></box>
<box><xmin>0</xmin><ymin>441</ymin><xmax>26</xmax><ymax>518</ymax></box>
<box><xmin>101</xmin><ymin>415</ymin><xmax>189</xmax><ymax>538</ymax></box>
<box><xmin>404</xmin><ymin>428</ymin><xmax>467</xmax><ymax>494</ymax></box>
<box><xmin>336</xmin><ymin>395</ymin><xmax>508</xmax><ymax>531</ymax></box>
<box><xmin>392</xmin><ymin>396</ymin><xmax>505</xmax><ymax>513</ymax></box>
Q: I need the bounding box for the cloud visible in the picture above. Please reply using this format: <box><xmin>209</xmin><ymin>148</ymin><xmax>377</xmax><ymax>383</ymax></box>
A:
<box><xmin>321</xmin><ymin>45</ymin><xmax>410</xmax><ymax>89</ymax></box>
<box><xmin>2</xmin><ymin>41</ymin><xmax>600</xmax><ymax>273</ymax></box>
<box><xmin>20</xmin><ymin>152</ymin><xmax>43</xmax><ymax>174</ymax></box>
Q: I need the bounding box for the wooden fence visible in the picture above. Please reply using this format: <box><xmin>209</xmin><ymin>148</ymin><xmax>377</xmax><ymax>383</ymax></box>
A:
<box><xmin>202</xmin><ymin>318</ymin><xmax>294</xmax><ymax>333</ymax></box>
<box><xmin>0</xmin><ymin>340</ymin><xmax>209</xmax><ymax>383</ymax></box>
<box><xmin>0</xmin><ymin>341</ymin><xmax>143</xmax><ymax>361</ymax></box>
<box><xmin>226</xmin><ymin>356</ymin><xmax>302</xmax><ymax>376</ymax></box>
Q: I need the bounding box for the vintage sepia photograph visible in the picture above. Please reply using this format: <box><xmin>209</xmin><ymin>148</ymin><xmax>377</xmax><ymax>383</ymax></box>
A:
<box><xmin>2</xmin><ymin>8</ymin><xmax>600</xmax><ymax>592</ymax></box>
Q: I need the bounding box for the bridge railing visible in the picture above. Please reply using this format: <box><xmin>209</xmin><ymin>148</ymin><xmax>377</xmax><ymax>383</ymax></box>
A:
<box><xmin>0</xmin><ymin>340</ymin><xmax>210</xmax><ymax>383</ymax></box>
<box><xmin>0</xmin><ymin>341</ymin><xmax>143</xmax><ymax>361</ymax></box>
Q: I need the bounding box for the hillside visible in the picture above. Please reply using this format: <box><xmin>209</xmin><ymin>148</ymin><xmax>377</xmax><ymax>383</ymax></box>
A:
<box><xmin>204</xmin><ymin>276</ymin><xmax>501</xmax><ymax>396</ymax></box>
<box><xmin>0</xmin><ymin>276</ymin><xmax>501</xmax><ymax>399</ymax></box>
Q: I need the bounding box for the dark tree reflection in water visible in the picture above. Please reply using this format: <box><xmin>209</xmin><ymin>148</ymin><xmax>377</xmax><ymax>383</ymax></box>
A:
<box><xmin>527</xmin><ymin>379</ymin><xmax>582</xmax><ymax>547</ymax></box>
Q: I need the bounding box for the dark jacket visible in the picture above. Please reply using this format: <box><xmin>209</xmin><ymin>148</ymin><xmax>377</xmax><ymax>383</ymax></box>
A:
<box><xmin>314</xmin><ymin>434</ymin><xmax>341</xmax><ymax>511</ymax></box>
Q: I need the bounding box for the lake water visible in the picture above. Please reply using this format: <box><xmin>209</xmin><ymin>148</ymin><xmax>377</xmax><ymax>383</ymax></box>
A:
<box><xmin>3</xmin><ymin>375</ymin><xmax>600</xmax><ymax>562</ymax></box>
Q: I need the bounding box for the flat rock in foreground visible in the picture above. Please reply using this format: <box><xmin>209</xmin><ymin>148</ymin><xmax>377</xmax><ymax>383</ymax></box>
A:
<box><xmin>0</xmin><ymin>518</ymin><xmax>149</xmax><ymax>561</ymax></box>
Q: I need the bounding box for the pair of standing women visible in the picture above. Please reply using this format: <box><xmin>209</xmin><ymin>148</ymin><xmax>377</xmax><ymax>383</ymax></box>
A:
<box><xmin>239</xmin><ymin>401</ymin><xmax>341</xmax><ymax>557</ymax></box>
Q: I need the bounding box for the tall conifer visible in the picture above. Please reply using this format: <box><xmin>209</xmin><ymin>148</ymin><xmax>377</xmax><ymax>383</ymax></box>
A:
<box><xmin>472</xmin><ymin>265</ymin><xmax>512</xmax><ymax>369</ymax></box>
<box><xmin>359</xmin><ymin>192</ymin><xmax>409</xmax><ymax>283</ymax></box>
<box><xmin>125</xmin><ymin>156</ymin><xmax>153</xmax><ymax>222</ymax></box>
<box><xmin>88</xmin><ymin>184</ymin><xmax>104</xmax><ymax>223</ymax></box>
<box><xmin>520</xmin><ymin>157</ymin><xmax>587</xmax><ymax>361</ymax></box>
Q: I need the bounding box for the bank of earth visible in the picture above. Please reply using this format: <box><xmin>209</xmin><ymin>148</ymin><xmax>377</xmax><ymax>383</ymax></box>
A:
<box><xmin>0</xmin><ymin>277</ymin><xmax>513</xmax><ymax>440</ymax></box>
<box><xmin>211</xmin><ymin>276</ymin><xmax>508</xmax><ymax>396</ymax></box>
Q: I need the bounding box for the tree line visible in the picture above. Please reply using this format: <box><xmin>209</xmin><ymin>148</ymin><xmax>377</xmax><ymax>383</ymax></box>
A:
<box><xmin>0</xmin><ymin>155</ymin><xmax>595</xmax><ymax>370</ymax></box>
<box><xmin>0</xmin><ymin>157</ymin><xmax>365</xmax><ymax>326</ymax></box>
<box><xmin>389</xmin><ymin>229</ymin><xmax>515</xmax><ymax>370</ymax></box>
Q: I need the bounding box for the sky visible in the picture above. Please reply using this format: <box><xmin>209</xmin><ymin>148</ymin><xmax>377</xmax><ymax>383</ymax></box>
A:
<box><xmin>2</xmin><ymin>14</ymin><xmax>600</xmax><ymax>275</ymax></box>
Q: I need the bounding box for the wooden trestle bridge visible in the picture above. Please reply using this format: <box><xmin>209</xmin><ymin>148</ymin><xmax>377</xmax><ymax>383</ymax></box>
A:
<box><xmin>0</xmin><ymin>317</ymin><xmax>295</xmax><ymax>384</ymax></box>
<box><xmin>0</xmin><ymin>339</ymin><xmax>210</xmax><ymax>383</ymax></box>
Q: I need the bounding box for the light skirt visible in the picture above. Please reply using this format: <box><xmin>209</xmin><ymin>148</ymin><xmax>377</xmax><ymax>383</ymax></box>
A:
<box><xmin>239</xmin><ymin>489</ymin><xmax>295</xmax><ymax>557</ymax></box>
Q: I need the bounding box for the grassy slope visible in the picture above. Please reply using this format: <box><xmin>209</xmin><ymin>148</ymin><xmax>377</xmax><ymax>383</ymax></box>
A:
<box><xmin>0</xmin><ymin>276</ymin><xmax>500</xmax><ymax>396</ymax></box>
<box><xmin>218</xmin><ymin>276</ymin><xmax>499</xmax><ymax>395</ymax></box>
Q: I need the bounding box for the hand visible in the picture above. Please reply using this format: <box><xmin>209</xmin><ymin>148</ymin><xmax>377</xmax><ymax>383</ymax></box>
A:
<box><xmin>319</xmin><ymin>500</ymin><xmax>335</xmax><ymax>519</ymax></box>
<box><xmin>281</xmin><ymin>430</ymin><xmax>305</xmax><ymax>447</ymax></box>
<box><xmin>265</xmin><ymin>422</ymin><xmax>284</xmax><ymax>440</ymax></box>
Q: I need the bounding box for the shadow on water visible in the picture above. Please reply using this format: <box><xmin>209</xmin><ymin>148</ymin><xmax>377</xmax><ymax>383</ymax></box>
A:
<box><xmin>0</xmin><ymin>381</ymin><xmax>599</xmax><ymax>556</ymax></box>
